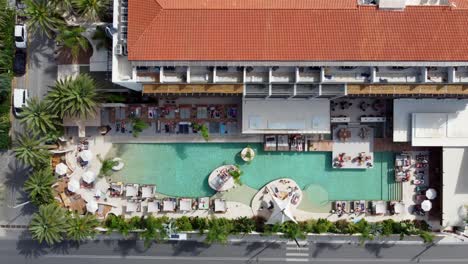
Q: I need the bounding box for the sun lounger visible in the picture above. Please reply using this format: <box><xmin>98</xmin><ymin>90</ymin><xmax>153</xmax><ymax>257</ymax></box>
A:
<box><xmin>198</xmin><ymin>197</ymin><xmax>209</xmax><ymax>210</ymax></box>
<box><xmin>141</xmin><ymin>185</ymin><xmax>155</xmax><ymax>199</ymax></box>
<box><xmin>125</xmin><ymin>184</ymin><xmax>139</xmax><ymax>198</ymax></box>
<box><xmin>213</xmin><ymin>199</ymin><xmax>227</xmax><ymax>213</ymax></box>
<box><xmin>162</xmin><ymin>198</ymin><xmax>176</xmax><ymax>212</ymax></box>
<box><xmin>147</xmin><ymin>199</ymin><xmax>161</xmax><ymax>213</ymax></box>
<box><xmin>178</xmin><ymin>198</ymin><xmax>193</xmax><ymax>212</ymax></box>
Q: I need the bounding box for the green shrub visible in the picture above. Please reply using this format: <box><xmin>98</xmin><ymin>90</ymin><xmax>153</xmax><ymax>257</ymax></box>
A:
<box><xmin>381</xmin><ymin>219</ymin><xmax>395</xmax><ymax>237</ymax></box>
<box><xmin>205</xmin><ymin>218</ymin><xmax>234</xmax><ymax>244</ymax></box>
<box><xmin>130</xmin><ymin>117</ymin><xmax>149</xmax><ymax>137</ymax></box>
<box><xmin>189</xmin><ymin>217</ymin><xmax>209</xmax><ymax>234</ymax></box>
<box><xmin>193</xmin><ymin>123</ymin><xmax>209</xmax><ymax>141</ymax></box>
<box><xmin>175</xmin><ymin>216</ymin><xmax>193</xmax><ymax>231</ymax></box>
<box><xmin>314</xmin><ymin>218</ymin><xmax>333</xmax><ymax>234</ymax></box>
<box><xmin>281</xmin><ymin>221</ymin><xmax>306</xmax><ymax>240</ymax></box>
<box><xmin>128</xmin><ymin>216</ymin><xmax>144</xmax><ymax>230</ymax></box>
<box><xmin>418</xmin><ymin>230</ymin><xmax>435</xmax><ymax>244</ymax></box>
<box><xmin>232</xmin><ymin>217</ymin><xmax>255</xmax><ymax>233</ymax></box>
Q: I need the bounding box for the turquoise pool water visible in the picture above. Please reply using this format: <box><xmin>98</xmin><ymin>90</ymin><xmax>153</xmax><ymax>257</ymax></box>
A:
<box><xmin>109</xmin><ymin>143</ymin><xmax>396</xmax><ymax>200</ymax></box>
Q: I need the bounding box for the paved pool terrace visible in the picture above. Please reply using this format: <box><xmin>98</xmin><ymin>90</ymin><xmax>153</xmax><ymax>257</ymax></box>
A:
<box><xmin>109</xmin><ymin>143</ymin><xmax>400</xmax><ymax>202</ymax></box>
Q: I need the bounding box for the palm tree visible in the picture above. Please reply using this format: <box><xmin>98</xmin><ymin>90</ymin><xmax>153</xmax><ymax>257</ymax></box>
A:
<box><xmin>56</xmin><ymin>26</ymin><xmax>90</xmax><ymax>60</ymax></box>
<box><xmin>47</xmin><ymin>74</ymin><xmax>100</xmax><ymax>119</ymax></box>
<box><xmin>72</xmin><ymin>0</ymin><xmax>109</xmax><ymax>22</ymax></box>
<box><xmin>13</xmin><ymin>134</ymin><xmax>50</xmax><ymax>168</ymax></box>
<box><xmin>23</xmin><ymin>168</ymin><xmax>55</xmax><ymax>206</ymax></box>
<box><xmin>29</xmin><ymin>204</ymin><xmax>68</xmax><ymax>245</ymax></box>
<box><xmin>66</xmin><ymin>214</ymin><xmax>99</xmax><ymax>241</ymax></box>
<box><xmin>19</xmin><ymin>97</ymin><xmax>61</xmax><ymax>137</ymax></box>
<box><xmin>48</xmin><ymin>0</ymin><xmax>73</xmax><ymax>14</ymax></box>
<box><xmin>92</xmin><ymin>26</ymin><xmax>111</xmax><ymax>50</ymax></box>
<box><xmin>23</xmin><ymin>0</ymin><xmax>65</xmax><ymax>38</ymax></box>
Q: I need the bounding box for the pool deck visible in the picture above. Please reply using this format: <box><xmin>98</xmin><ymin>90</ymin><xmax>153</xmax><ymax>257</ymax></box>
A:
<box><xmin>54</xmin><ymin>134</ymin><xmax>441</xmax><ymax>230</ymax></box>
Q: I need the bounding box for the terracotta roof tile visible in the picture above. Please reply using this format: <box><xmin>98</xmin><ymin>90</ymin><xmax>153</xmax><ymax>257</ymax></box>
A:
<box><xmin>128</xmin><ymin>1</ymin><xmax>468</xmax><ymax>62</ymax></box>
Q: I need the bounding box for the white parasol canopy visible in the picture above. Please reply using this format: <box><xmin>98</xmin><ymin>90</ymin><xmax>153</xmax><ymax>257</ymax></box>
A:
<box><xmin>67</xmin><ymin>179</ymin><xmax>80</xmax><ymax>192</ymax></box>
<box><xmin>86</xmin><ymin>200</ymin><xmax>98</xmax><ymax>213</ymax></box>
<box><xmin>55</xmin><ymin>163</ymin><xmax>68</xmax><ymax>175</ymax></box>
<box><xmin>425</xmin><ymin>188</ymin><xmax>437</xmax><ymax>200</ymax></box>
<box><xmin>421</xmin><ymin>200</ymin><xmax>432</xmax><ymax>212</ymax></box>
<box><xmin>82</xmin><ymin>171</ymin><xmax>96</xmax><ymax>184</ymax></box>
<box><xmin>79</xmin><ymin>150</ymin><xmax>93</xmax><ymax>162</ymax></box>
<box><xmin>266</xmin><ymin>192</ymin><xmax>297</xmax><ymax>225</ymax></box>
<box><xmin>394</xmin><ymin>202</ymin><xmax>406</xmax><ymax>215</ymax></box>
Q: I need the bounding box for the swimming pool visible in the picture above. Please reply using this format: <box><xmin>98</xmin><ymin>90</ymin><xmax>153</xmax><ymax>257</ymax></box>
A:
<box><xmin>109</xmin><ymin>143</ymin><xmax>397</xmax><ymax>200</ymax></box>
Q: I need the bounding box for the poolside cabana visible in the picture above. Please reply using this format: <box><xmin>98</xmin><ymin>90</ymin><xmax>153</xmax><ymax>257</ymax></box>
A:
<box><xmin>198</xmin><ymin>197</ymin><xmax>209</xmax><ymax>210</ymax></box>
<box><xmin>163</xmin><ymin>198</ymin><xmax>176</xmax><ymax>212</ymax></box>
<box><xmin>214</xmin><ymin>199</ymin><xmax>227</xmax><ymax>213</ymax></box>
<box><xmin>110</xmin><ymin>182</ymin><xmax>123</xmax><ymax>197</ymax></box>
<box><xmin>125</xmin><ymin>184</ymin><xmax>139</xmax><ymax>198</ymax></box>
<box><xmin>141</xmin><ymin>185</ymin><xmax>155</xmax><ymax>199</ymax></box>
<box><xmin>79</xmin><ymin>150</ymin><xmax>93</xmax><ymax>162</ymax></box>
<box><xmin>55</xmin><ymin>163</ymin><xmax>68</xmax><ymax>176</ymax></box>
<box><xmin>147</xmin><ymin>200</ymin><xmax>161</xmax><ymax>213</ymax></box>
<box><xmin>179</xmin><ymin>198</ymin><xmax>193</xmax><ymax>212</ymax></box>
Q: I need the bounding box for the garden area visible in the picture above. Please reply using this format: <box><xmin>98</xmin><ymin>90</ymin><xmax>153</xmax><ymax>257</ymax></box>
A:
<box><xmin>0</xmin><ymin>0</ymin><xmax>15</xmax><ymax>149</ymax></box>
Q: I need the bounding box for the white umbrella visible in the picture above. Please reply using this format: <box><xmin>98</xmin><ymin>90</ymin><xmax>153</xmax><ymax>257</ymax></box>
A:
<box><xmin>79</xmin><ymin>150</ymin><xmax>93</xmax><ymax>162</ymax></box>
<box><xmin>55</xmin><ymin>163</ymin><xmax>68</xmax><ymax>175</ymax></box>
<box><xmin>394</xmin><ymin>202</ymin><xmax>406</xmax><ymax>215</ymax></box>
<box><xmin>266</xmin><ymin>192</ymin><xmax>297</xmax><ymax>225</ymax></box>
<box><xmin>425</xmin><ymin>188</ymin><xmax>437</xmax><ymax>200</ymax></box>
<box><xmin>421</xmin><ymin>200</ymin><xmax>432</xmax><ymax>212</ymax></box>
<box><xmin>67</xmin><ymin>179</ymin><xmax>80</xmax><ymax>192</ymax></box>
<box><xmin>82</xmin><ymin>171</ymin><xmax>96</xmax><ymax>184</ymax></box>
<box><xmin>86</xmin><ymin>200</ymin><xmax>98</xmax><ymax>213</ymax></box>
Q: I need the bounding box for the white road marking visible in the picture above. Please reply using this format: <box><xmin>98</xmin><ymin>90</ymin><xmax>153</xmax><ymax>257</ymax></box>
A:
<box><xmin>285</xmin><ymin>258</ymin><xmax>309</xmax><ymax>262</ymax></box>
<box><xmin>286</xmin><ymin>252</ymin><xmax>309</xmax><ymax>257</ymax></box>
<box><xmin>286</xmin><ymin>247</ymin><xmax>309</xmax><ymax>251</ymax></box>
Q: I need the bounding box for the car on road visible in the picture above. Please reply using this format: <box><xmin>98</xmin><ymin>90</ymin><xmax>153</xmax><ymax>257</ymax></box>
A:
<box><xmin>13</xmin><ymin>89</ymin><xmax>28</xmax><ymax>117</ymax></box>
<box><xmin>13</xmin><ymin>50</ymin><xmax>26</xmax><ymax>76</ymax></box>
<box><xmin>14</xmin><ymin>24</ymin><xmax>27</xmax><ymax>49</ymax></box>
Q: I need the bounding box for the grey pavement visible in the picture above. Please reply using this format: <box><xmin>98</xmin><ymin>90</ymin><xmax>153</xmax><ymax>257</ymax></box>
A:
<box><xmin>0</xmin><ymin>230</ymin><xmax>467</xmax><ymax>264</ymax></box>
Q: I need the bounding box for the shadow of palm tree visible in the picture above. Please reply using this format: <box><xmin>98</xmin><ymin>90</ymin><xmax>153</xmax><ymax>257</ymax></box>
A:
<box><xmin>15</xmin><ymin>230</ymin><xmax>47</xmax><ymax>258</ymax></box>
<box><xmin>171</xmin><ymin>241</ymin><xmax>210</xmax><ymax>256</ymax></box>
<box><xmin>311</xmin><ymin>242</ymin><xmax>343</xmax><ymax>258</ymax></box>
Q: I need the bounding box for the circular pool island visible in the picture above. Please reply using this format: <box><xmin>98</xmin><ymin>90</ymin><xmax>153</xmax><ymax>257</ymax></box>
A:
<box><xmin>208</xmin><ymin>165</ymin><xmax>238</xmax><ymax>192</ymax></box>
<box><xmin>241</xmin><ymin>147</ymin><xmax>255</xmax><ymax>162</ymax></box>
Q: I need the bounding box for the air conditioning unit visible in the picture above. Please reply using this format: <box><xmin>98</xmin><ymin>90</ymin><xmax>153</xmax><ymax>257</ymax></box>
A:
<box><xmin>115</xmin><ymin>44</ymin><xmax>123</xmax><ymax>55</ymax></box>
<box><xmin>121</xmin><ymin>7</ymin><xmax>128</xmax><ymax>15</ymax></box>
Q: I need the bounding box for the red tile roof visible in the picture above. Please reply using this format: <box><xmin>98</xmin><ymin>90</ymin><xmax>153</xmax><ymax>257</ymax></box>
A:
<box><xmin>128</xmin><ymin>0</ymin><xmax>468</xmax><ymax>62</ymax></box>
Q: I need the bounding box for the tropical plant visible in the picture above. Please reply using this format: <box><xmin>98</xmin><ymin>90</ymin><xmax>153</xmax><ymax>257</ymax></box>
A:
<box><xmin>48</xmin><ymin>0</ymin><xmax>74</xmax><ymax>13</ymax></box>
<box><xmin>130</xmin><ymin>117</ymin><xmax>149</xmax><ymax>138</ymax></box>
<box><xmin>19</xmin><ymin>97</ymin><xmax>61</xmax><ymax>137</ymax></box>
<box><xmin>66</xmin><ymin>213</ymin><xmax>99</xmax><ymax>241</ymax></box>
<box><xmin>47</xmin><ymin>74</ymin><xmax>100</xmax><ymax>119</ymax></box>
<box><xmin>72</xmin><ymin>0</ymin><xmax>109</xmax><ymax>22</ymax></box>
<box><xmin>23</xmin><ymin>0</ymin><xmax>65</xmax><ymax>38</ymax></box>
<box><xmin>314</xmin><ymin>218</ymin><xmax>333</xmax><ymax>234</ymax></box>
<box><xmin>205</xmin><ymin>218</ymin><xmax>233</xmax><ymax>244</ymax></box>
<box><xmin>29</xmin><ymin>204</ymin><xmax>68</xmax><ymax>245</ymax></box>
<box><xmin>229</xmin><ymin>165</ymin><xmax>243</xmax><ymax>185</ymax></box>
<box><xmin>193</xmin><ymin>123</ymin><xmax>209</xmax><ymax>141</ymax></box>
<box><xmin>232</xmin><ymin>217</ymin><xmax>255</xmax><ymax>234</ymax></box>
<box><xmin>56</xmin><ymin>26</ymin><xmax>90</xmax><ymax>60</ymax></box>
<box><xmin>97</xmin><ymin>154</ymin><xmax>117</xmax><ymax>176</ymax></box>
<box><xmin>92</xmin><ymin>26</ymin><xmax>112</xmax><ymax>50</ymax></box>
<box><xmin>281</xmin><ymin>221</ymin><xmax>306</xmax><ymax>242</ymax></box>
<box><xmin>104</xmin><ymin>214</ymin><xmax>130</xmax><ymax>236</ymax></box>
<box><xmin>175</xmin><ymin>216</ymin><xmax>193</xmax><ymax>231</ymax></box>
<box><xmin>140</xmin><ymin>215</ymin><xmax>169</xmax><ymax>247</ymax></box>
<box><xmin>418</xmin><ymin>230</ymin><xmax>435</xmax><ymax>244</ymax></box>
<box><xmin>13</xmin><ymin>134</ymin><xmax>50</xmax><ymax>168</ymax></box>
<box><xmin>23</xmin><ymin>168</ymin><xmax>55</xmax><ymax>206</ymax></box>
<box><xmin>189</xmin><ymin>217</ymin><xmax>209</xmax><ymax>234</ymax></box>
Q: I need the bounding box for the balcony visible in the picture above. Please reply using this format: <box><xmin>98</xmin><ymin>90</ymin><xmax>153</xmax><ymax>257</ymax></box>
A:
<box><xmin>190</xmin><ymin>66</ymin><xmax>213</xmax><ymax>83</ymax></box>
<box><xmin>215</xmin><ymin>67</ymin><xmax>243</xmax><ymax>83</ymax></box>
<box><xmin>297</xmin><ymin>67</ymin><xmax>321</xmax><ymax>83</ymax></box>
<box><xmin>454</xmin><ymin>67</ymin><xmax>468</xmax><ymax>83</ymax></box>
<box><xmin>270</xmin><ymin>84</ymin><xmax>293</xmax><ymax>98</ymax></box>
<box><xmin>295</xmin><ymin>84</ymin><xmax>320</xmax><ymax>98</ymax></box>
<box><xmin>245</xmin><ymin>67</ymin><xmax>269</xmax><ymax>83</ymax></box>
<box><xmin>135</xmin><ymin>66</ymin><xmax>160</xmax><ymax>82</ymax></box>
<box><xmin>375</xmin><ymin>67</ymin><xmax>421</xmax><ymax>83</ymax></box>
<box><xmin>244</xmin><ymin>84</ymin><xmax>268</xmax><ymax>98</ymax></box>
<box><xmin>270</xmin><ymin>67</ymin><xmax>295</xmax><ymax>83</ymax></box>
<box><xmin>162</xmin><ymin>66</ymin><xmax>187</xmax><ymax>83</ymax></box>
<box><xmin>426</xmin><ymin>67</ymin><xmax>448</xmax><ymax>83</ymax></box>
<box><xmin>323</xmin><ymin>66</ymin><xmax>371</xmax><ymax>83</ymax></box>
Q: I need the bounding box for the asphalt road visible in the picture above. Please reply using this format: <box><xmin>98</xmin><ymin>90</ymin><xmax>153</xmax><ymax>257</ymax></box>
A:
<box><xmin>0</xmin><ymin>232</ymin><xmax>467</xmax><ymax>264</ymax></box>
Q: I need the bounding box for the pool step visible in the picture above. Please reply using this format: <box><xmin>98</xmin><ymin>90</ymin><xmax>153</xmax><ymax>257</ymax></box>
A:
<box><xmin>388</xmin><ymin>181</ymin><xmax>402</xmax><ymax>201</ymax></box>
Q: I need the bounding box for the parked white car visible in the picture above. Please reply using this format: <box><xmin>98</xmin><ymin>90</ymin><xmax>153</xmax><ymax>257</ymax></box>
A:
<box><xmin>14</xmin><ymin>24</ymin><xmax>27</xmax><ymax>49</ymax></box>
<box><xmin>13</xmin><ymin>89</ymin><xmax>28</xmax><ymax>117</ymax></box>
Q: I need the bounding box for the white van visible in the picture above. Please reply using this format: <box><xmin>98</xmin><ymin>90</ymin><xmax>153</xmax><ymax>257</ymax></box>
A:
<box><xmin>13</xmin><ymin>89</ymin><xmax>28</xmax><ymax>117</ymax></box>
